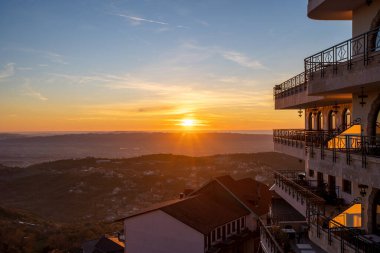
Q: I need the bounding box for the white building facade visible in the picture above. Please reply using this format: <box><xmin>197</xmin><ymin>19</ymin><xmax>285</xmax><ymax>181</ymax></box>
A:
<box><xmin>263</xmin><ymin>1</ymin><xmax>380</xmax><ymax>253</ymax></box>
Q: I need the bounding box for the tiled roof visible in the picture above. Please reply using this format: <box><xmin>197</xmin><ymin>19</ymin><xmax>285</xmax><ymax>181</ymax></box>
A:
<box><xmin>162</xmin><ymin>181</ymin><xmax>250</xmax><ymax>234</ymax></box>
<box><xmin>119</xmin><ymin>175</ymin><xmax>271</xmax><ymax>235</ymax></box>
<box><xmin>215</xmin><ymin>175</ymin><xmax>271</xmax><ymax>216</ymax></box>
<box><xmin>94</xmin><ymin>236</ymin><xmax>124</xmax><ymax>253</ymax></box>
<box><xmin>82</xmin><ymin>236</ymin><xmax>124</xmax><ymax>253</ymax></box>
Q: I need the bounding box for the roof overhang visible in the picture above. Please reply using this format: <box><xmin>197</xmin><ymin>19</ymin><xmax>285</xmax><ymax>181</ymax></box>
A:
<box><xmin>307</xmin><ymin>0</ymin><xmax>366</xmax><ymax>20</ymax></box>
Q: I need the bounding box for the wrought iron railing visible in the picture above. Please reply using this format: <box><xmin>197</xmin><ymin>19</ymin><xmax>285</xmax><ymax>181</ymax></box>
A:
<box><xmin>274</xmin><ymin>27</ymin><xmax>380</xmax><ymax>97</ymax></box>
<box><xmin>275</xmin><ymin>171</ymin><xmax>380</xmax><ymax>253</ymax></box>
<box><xmin>305</xmin><ymin>26</ymin><xmax>380</xmax><ymax>78</ymax></box>
<box><xmin>310</xmin><ymin>211</ymin><xmax>380</xmax><ymax>253</ymax></box>
<box><xmin>273</xmin><ymin>72</ymin><xmax>307</xmax><ymax>98</ymax></box>
<box><xmin>273</xmin><ymin>129</ymin><xmax>380</xmax><ymax>167</ymax></box>
<box><xmin>274</xmin><ymin>170</ymin><xmax>325</xmax><ymax>215</ymax></box>
<box><xmin>259</xmin><ymin>218</ymin><xmax>285</xmax><ymax>253</ymax></box>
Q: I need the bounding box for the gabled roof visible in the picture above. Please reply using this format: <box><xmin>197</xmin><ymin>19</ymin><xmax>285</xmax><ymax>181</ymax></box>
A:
<box><xmin>161</xmin><ymin>181</ymin><xmax>250</xmax><ymax>234</ymax></box>
<box><xmin>82</xmin><ymin>236</ymin><xmax>124</xmax><ymax>253</ymax></box>
<box><xmin>119</xmin><ymin>175</ymin><xmax>270</xmax><ymax>235</ymax></box>
<box><xmin>215</xmin><ymin>175</ymin><xmax>271</xmax><ymax>216</ymax></box>
<box><xmin>94</xmin><ymin>236</ymin><xmax>124</xmax><ymax>253</ymax></box>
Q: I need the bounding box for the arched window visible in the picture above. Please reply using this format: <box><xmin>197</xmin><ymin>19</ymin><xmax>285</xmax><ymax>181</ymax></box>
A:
<box><xmin>367</xmin><ymin>94</ymin><xmax>380</xmax><ymax>137</ymax></box>
<box><xmin>317</xmin><ymin>112</ymin><xmax>323</xmax><ymax>130</ymax></box>
<box><xmin>370</xmin><ymin>10</ymin><xmax>380</xmax><ymax>52</ymax></box>
<box><xmin>308</xmin><ymin>112</ymin><xmax>313</xmax><ymax>130</ymax></box>
<box><xmin>328</xmin><ymin>111</ymin><xmax>337</xmax><ymax>131</ymax></box>
<box><xmin>311</xmin><ymin>114</ymin><xmax>316</xmax><ymax>130</ymax></box>
<box><xmin>343</xmin><ymin>109</ymin><xmax>351</xmax><ymax>130</ymax></box>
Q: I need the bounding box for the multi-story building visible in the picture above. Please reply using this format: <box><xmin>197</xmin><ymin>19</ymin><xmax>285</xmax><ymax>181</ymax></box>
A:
<box><xmin>261</xmin><ymin>1</ymin><xmax>380</xmax><ymax>253</ymax></box>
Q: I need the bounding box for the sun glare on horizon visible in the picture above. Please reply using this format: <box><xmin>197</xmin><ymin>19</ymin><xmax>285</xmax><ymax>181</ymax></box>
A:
<box><xmin>180</xmin><ymin>118</ymin><xmax>196</xmax><ymax>127</ymax></box>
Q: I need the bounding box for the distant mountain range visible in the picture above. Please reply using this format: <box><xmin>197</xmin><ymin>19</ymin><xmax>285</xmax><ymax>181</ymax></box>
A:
<box><xmin>0</xmin><ymin>132</ymin><xmax>273</xmax><ymax>166</ymax></box>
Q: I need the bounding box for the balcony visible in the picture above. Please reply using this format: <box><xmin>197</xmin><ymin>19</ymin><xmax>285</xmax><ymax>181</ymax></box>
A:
<box><xmin>305</xmin><ymin>26</ymin><xmax>380</xmax><ymax>95</ymax></box>
<box><xmin>273</xmin><ymin>129</ymin><xmax>380</xmax><ymax>168</ymax></box>
<box><xmin>273</xmin><ymin>129</ymin><xmax>306</xmax><ymax>159</ymax></box>
<box><xmin>260</xmin><ymin>222</ymin><xmax>328</xmax><ymax>253</ymax></box>
<box><xmin>273</xmin><ymin>72</ymin><xmax>351</xmax><ymax>110</ymax></box>
<box><xmin>309</xmin><ymin>212</ymin><xmax>380</xmax><ymax>253</ymax></box>
<box><xmin>274</xmin><ymin>73</ymin><xmax>323</xmax><ymax>110</ymax></box>
<box><xmin>271</xmin><ymin>170</ymin><xmax>380</xmax><ymax>253</ymax></box>
<box><xmin>273</xmin><ymin>170</ymin><xmax>326</xmax><ymax>218</ymax></box>
<box><xmin>259</xmin><ymin>219</ymin><xmax>285</xmax><ymax>253</ymax></box>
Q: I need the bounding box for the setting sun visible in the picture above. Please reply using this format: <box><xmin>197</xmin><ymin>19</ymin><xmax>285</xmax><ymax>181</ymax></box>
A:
<box><xmin>180</xmin><ymin>119</ymin><xmax>196</xmax><ymax>127</ymax></box>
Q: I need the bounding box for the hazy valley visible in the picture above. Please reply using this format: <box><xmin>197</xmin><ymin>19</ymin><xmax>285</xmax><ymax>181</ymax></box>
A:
<box><xmin>0</xmin><ymin>132</ymin><xmax>273</xmax><ymax>167</ymax></box>
<box><xmin>0</xmin><ymin>133</ymin><xmax>302</xmax><ymax>252</ymax></box>
<box><xmin>0</xmin><ymin>151</ymin><xmax>303</xmax><ymax>252</ymax></box>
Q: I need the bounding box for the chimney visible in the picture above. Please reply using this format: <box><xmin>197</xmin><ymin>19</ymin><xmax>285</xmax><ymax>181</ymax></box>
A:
<box><xmin>179</xmin><ymin>192</ymin><xmax>184</xmax><ymax>199</ymax></box>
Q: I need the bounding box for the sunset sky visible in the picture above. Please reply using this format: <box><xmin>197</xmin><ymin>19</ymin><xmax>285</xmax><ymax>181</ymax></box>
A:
<box><xmin>0</xmin><ymin>0</ymin><xmax>351</xmax><ymax>132</ymax></box>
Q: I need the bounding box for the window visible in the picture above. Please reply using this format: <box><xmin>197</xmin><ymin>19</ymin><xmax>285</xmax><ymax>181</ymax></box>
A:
<box><xmin>241</xmin><ymin>217</ymin><xmax>245</xmax><ymax>228</ymax></box>
<box><xmin>343</xmin><ymin>179</ymin><xmax>352</xmax><ymax>194</ymax></box>
<box><xmin>227</xmin><ymin>223</ymin><xmax>231</xmax><ymax>234</ymax></box>
<box><xmin>232</xmin><ymin>221</ymin><xmax>236</xmax><ymax>232</ymax></box>
<box><xmin>211</xmin><ymin>231</ymin><xmax>215</xmax><ymax>242</ymax></box>
<box><xmin>217</xmin><ymin>227</ymin><xmax>221</xmax><ymax>239</ymax></box>
<box><xmin>343</xmin><ymin>109</ymin><xmax>351</xmax><ymax>130</ymax></box>
<box><xmin>317</xmin><ymin>112</ymin><xmax>323</xmax><ymax>130</ymax></box>
<box><xmin>329</xmin><ymin>111</ymin><xmax>337</xmax><ymax>131</ymax></box>
<box><xmin>309</xmin><ymin>169</ymin><xmax>314</xmax><ymax>177</ymax></box>
<box><xmin>308</xmin><ymin>112</ymin><xmax>314</xmax><ymax>130</ymax></box>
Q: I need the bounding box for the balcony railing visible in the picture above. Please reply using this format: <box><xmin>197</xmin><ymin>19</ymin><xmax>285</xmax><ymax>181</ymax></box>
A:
<box><xmin>305</xmin><ymin>26</ymin><xmax>380</xmax><ymax>78</ymax></box>
<box><xmin>273</xmin><ymin>27</ymin><xmax>380</xmax><ymax>99</ymax></box>
<box><xmin>273</xmin><ymin>72</ymin><xmax>307</xmax><ymax>98</ymax></box>
<box><xmin>259</xmin><ymin>219</ymin><xmax>285</xmax><ymax>253</ymax></box>
<box><xmin>273</xmin><ymin>129</ymin><xmax>380</xmax><ymax>168</ymax></box>
<box><xmin>310</xmin><ymin>211</ymin><xmax>380</xmax><ymax>253</ymax></box>
<box><xmin>274</xmin><ymin>171</ymin><xmax>380</xmax><ymax>253</ymax></box>
<box><xmin>274</xmin><ymin>170</ymin><xmax>325</xmax><ymax>216</ymax></box>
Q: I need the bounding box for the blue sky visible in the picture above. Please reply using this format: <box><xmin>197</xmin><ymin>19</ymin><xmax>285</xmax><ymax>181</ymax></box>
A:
<box><xmin>0</xmin><ymin>0</ymin><xmax>351</xmax><ymax>131</ymax></box>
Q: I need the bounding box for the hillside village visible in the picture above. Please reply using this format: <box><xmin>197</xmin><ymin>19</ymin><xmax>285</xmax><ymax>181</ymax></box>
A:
<box><xmin>0</xmin><ymin>152</ymin><xmax>303</xmax><ymax>252</ymax></box>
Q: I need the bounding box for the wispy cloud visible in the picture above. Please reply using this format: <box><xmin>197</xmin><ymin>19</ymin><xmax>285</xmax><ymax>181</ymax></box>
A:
<box><xmin>14</xmin><ymin>48</ymin><xmax>68</xmax><ymax>65</ymax></box>
<box><xmin>112</xmin><ymin>12</ymin><xmax>188</xmax><ymax>30</ymax></box>
<box><xmin>51</xmin><ymin>73</ymin><xmax>190</xmax><ymax>94</ymax></box>
<box><xmin>114</xmin><ymin>13</ymin><xmax>168</xmax><ymax>26</ymax></box>
<box><xmin>0</xmin><ymin>63</ymin><xmax>15</xmax><ymax>80</ymax></box>
<box><xmin>179</xmin><ymin>41</ymin><xmax>265</xmax><ymax>70</ymax></box>
<box><xmin>220</xmin><ymin>51</ymin><xmax>265</xmax><ymax>70</ymax></box>
<box><xmin>23</xmin><ymin>82</ymin><xmax>48</xmax><ymax>101</ymax></box>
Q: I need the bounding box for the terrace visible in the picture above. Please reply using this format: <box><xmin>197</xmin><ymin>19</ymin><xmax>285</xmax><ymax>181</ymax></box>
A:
<box><xmin>305</xmin><ymin>26</ymin><xmax>380</xmax><ymax>95</ymax></box>
<box><xmin>268</xmin><ymin>170</ymin><xmax>380</xmax><ymax>253</ymax></box>
<box><xmin>273</xmin><ymin>129</ymin><xmax>380</xmax><ymax>168</ymax></box>
<box><xmin>273</xmin><ymin>26</ymin><xmax>380</xmax><ymax>108</ymax></box>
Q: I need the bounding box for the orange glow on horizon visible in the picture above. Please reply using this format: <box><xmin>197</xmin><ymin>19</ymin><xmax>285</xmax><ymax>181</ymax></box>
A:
<box><xmin>179</xmin><ymin>118</ymin><xmax>198</xmax><ymax>128</ymax></box>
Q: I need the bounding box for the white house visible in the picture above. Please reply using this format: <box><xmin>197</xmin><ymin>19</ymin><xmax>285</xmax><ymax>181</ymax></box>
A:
<box><xmin>119</xmin><ymin>175</ymin><xmax>271</xmax><ymax>253</ymax></box>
